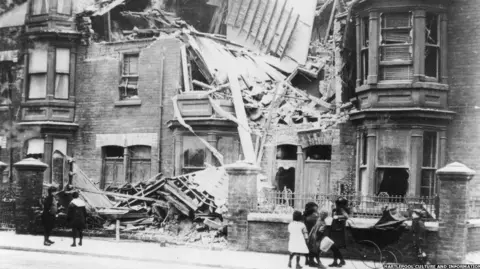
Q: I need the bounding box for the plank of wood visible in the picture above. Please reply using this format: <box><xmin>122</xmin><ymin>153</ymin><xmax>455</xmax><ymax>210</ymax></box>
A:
<box><xmin>164</xmin><ymin>181</ymin><xmax>200</xmax><ymax>210</ymax></box>
<box><xmin>324</xmin><ymin>0</ymin><xmax>338</xmax><ymax>45</ymax></box>
<box><xmin>244</xmin><ymin>0</ymin><xmax>261</xmax><ymax>37</ymax></box>
<box><xmin>79</xmin><ymin>189</ymin><xmax>161</xmax><ymax>203</ymax></box>
<box><xmin>264</xmin><ymin>0</ymin><xmax>288</xmax><ymax>52</ymax></box>
<box><xmin>233</xmin><ymin>0</ymin><xmax>245</xmax><ymax>27</ymax></box>
<box><xmin>252</xmin><ymin>0</ymin><xmax>271</xmax><ymax>42</ymax></box>
<box><xmin>274</xmin><ymin>7</ymin><xmax>293</xmax><ymax>54</ymax></box>
<box><xmin>257</xmin><ymin>0</ymin><xmax>279</xmax><ymax>46</ymax></box>
<box><xmin>228</xmin><ymin>69</ymin><xmax>256</xmax><ymax>163</ymax></box>
<box><xmin>238</xmin><ymin>0</ymin><xmax>253</xmax><ymax>32</ymax></box>
<box><xmin>278</xmin><ymin>14</ymin><xmax>299</xmax><ymax>58</ymax></box>
<box><xmin>164</xmin><ymin>194</ymin><xmax>190</xmax><ymax>215</ymax></box>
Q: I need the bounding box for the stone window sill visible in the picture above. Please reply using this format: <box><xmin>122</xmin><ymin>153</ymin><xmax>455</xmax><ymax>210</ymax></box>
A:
<box><xmin>114</xmin><ymin>99</ymin><xmax>142</xmax><ymax>107</ymax></box>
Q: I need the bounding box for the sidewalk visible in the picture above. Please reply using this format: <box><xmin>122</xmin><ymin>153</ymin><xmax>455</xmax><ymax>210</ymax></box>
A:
<box><xmin>0</xmin><ymin>231</ymin><xmax>375</xmax><ymax>269</ymax></box>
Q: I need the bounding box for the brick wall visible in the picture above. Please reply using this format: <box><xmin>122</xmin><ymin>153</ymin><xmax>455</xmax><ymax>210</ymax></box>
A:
<box><xmin>73</xmin><ymin>37</ymin><xmax>182</xmax><ymax>184</ymax></box>
<box><xmin>330</xmin><ymin>122</ymin><xmax>356</xmax><ymax>193</ymax></box>
<box><xmin>447</xmin><ymin>0</ymin><xmax>480</xmax><ymax>193</ymax></box>
<box><xmin>247</xmin><ymin>219</ymin><xmax>439</xmax><ymax>264</ymax></box>
<box><xmin>468</xmin><ymin>226</ymin><xmax>480</xmax><ymax>253</ymax></box>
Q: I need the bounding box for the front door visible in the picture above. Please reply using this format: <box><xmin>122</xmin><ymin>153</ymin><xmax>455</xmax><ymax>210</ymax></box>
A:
<box><xmin>303</xmin><ymin>160</ymin><xmax>331</xmax><ymax>195</ymax></box>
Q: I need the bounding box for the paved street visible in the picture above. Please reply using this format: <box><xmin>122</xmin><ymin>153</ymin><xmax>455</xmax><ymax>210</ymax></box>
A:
<box><xmin>0</xmin><ymin>249</ymin><xmax>217</xmax><ymax>269</ymax></box>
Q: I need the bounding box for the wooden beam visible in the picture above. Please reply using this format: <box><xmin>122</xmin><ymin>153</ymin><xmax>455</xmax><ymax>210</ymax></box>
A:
<box><xmin>324</xmin><ymin>0</ymin><xmax>338</xmax><ymax>45</ymax></box>
<box><xmin>79</xmin><ymin>189</ymin><xmax>162</xmax><ymax>203</ymax></box>
<box><xmin>164</xmin><ymin>181</ymin><xmax>200</xmax><ymax>210</ymax></box>
<box><xmin>253</xmin><ymin>0</ymin><xmax>271</xmax><ymax>43</ymax></box>
<box><xmin>274</xmin><ymin>7</ymin><xmax>293</xmax><ymax>55</ymax></box>
<box><xmin>239</xmin><ymin>0</ymin><xmax>254</xmax><ymax>32</ymax></box>
<box><xmin>265</xmin><ymin>0</ymin><xmax>288</xmax><ymax>53</ymax></box>
<box><xmin>257</xmin><ymin>0</ymin><xmax>279</xmax><ymax>46</ymax></box>
<box><xmin>279</xmin><ymin>14</ymin><xmax>299</xmax><ymax>58</ymax></box>
<box><xmin>228</xmin><ymin>70</ymin><xmax>256</xmax><ymax>163</ymax></box>
<box><xmin>245</xmin><ymin>0</ymin><xmax>261</xmax><ymax>37</ymax></box>
<box><xmin>233</xmin><ymin>0</ymin><xmax>245</xmax><ymax>27</ymax></box>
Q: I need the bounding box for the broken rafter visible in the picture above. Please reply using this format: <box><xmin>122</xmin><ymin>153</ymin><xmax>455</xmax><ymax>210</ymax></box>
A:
<box><xmin>324</xmin><ymin>0</ymin><xmax>339</xmax><ymax>45</ymax></box>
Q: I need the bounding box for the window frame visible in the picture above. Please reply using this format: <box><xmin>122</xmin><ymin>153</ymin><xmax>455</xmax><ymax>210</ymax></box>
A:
<box><xmin>181</xmin><ymin>135</ymin><xmax>208</xmax><ymax>174</ymax></box>
<box><xmin>420</xmin><ymin>131</ymin><xmax>439</xmax><ymax>197</ymax></box>
<box><xmin>54</xmin><ymin>47</ymin><xmax>71</xmax><ymax>100</ymax></box>
<box><xmin>119</xmin><ymin>52</ymin><xmax>140</xmax><ymax>101</ymax></box>
<box><xmin>27</xmin><ymin>48</ymin><xmax>48</xmax><ymax>100</ymax></box>
<box><xmin>356</xmin><ymin>9</ymin><xmax>447</xmax><ymax>85</ymax></box>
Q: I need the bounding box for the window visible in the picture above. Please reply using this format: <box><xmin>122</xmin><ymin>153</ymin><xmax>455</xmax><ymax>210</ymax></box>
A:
<box><xmin>425</xmin><ymin>13</ymin><xmax>439</xmax><ymax>80</ymax></box>
<box><xmin>128</xmin><ymin>146</ymin><xmax>151</xmax><ymax>184</ymax></box>
<box><xmin>0</xmin><ymin>63</ymin><xmax>14</xmax><ymax>105</ymax></box>
<box><xmin>379</xmin><ymin>12</ymin><xmax>413</xmax><ymax>81</ymax></box>
<box><xmin>102</xmin><ymin>146</ymin><xmax>125</xmax><ymax>189</ymax></box>
<box><xmin>361</xmin><ymin>131</ymin><xmax>368</xmax><ymax>165</ymax></box>
<box><xmin>182</xmin><ymin>136</ymin><xmax>206</xmax><ymax>174</ymax></box>
<box><xmin>360</xmin><ymin>17</ymin><xmax>369</xmax><ymax>85</ymax></box>
<box><xmin>55</xmin><ymin>48</ymin><xmax>70</xmax><ymax>99</ymax></box>
<box><xmin>26</xmin><ymin>138</ymin><xmax>45</xmax><ymax>159</ymax></box>
<box><xmin>421</xmin><ymin>132</ymin><xmax>437</xmax><ymax>197</ymax></box>
<box><xmin>216</xmin><ymin>136</ymin><xmax>241</xmax><ymax>165</ymax></box>
<box><xmin>31</xmin><ymin>0</ymin><xmax>49</xmax><ymax>15</ymax></box>
<box><xmin>56</xmin><ymin>0</ymin><xmax>72</xmax><ymax>15</ymax></box>
<box><xmin>376</xmin><ymin>168</ymin><xmax>409</xmax><ymax>197</ymax></box>
<box><xmin>305</xmin><ymin>145</ymin><xmax>332</xmax><ymax>160</ymax></box>
<box><xmin>52</xmin><ymin>138</ymin><xmax>67</xmax><ymax>186</ymax></box>
<box><xmin>28</xmin><ymin>48</ymin><xmax>48</xmax><ymax>99</ymax></box>
<box><xmin>119</xmin><ymin>54</ymin><xmax>139</xmax><ymax>100</ymax></box>
<box><xmin>276</xmin><ymin>145</ymin><xmax>297</xmax><ymax>160</ymax></box>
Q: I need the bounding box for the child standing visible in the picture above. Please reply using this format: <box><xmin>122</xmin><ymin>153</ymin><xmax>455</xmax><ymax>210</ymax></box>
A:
<box><xmin>288</xmin><ymin>211</ymin><xmax>310</xmax><ymax>269</ymax></box>
<box><xmin>307</xmin><ymin>210</ymin><xmax>329</xmax><ymax>269</ymax></box>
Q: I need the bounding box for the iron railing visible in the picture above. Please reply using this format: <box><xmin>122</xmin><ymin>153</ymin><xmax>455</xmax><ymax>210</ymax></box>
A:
<box><xmin>253</xmin><ymin>189</ymin><xmax>440</xmax><ymax>220</ymax></box>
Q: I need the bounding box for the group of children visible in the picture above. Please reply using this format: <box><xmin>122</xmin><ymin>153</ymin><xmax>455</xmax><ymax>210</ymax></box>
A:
<box><xmin>287</xmin><ymin>199</ymin><xmax>349</xmax><ymax>269</ymax></box>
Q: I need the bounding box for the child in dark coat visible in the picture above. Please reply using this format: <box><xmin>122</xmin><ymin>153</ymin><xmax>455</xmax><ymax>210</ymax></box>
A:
<box><xmin>67</xmin><ymin>192</ymin><xmax>87</xmax><ymax>247</ymax></box>
<box><xmin>41</xmin><ymin>186</ymin><xmax>58</xmax><ymax>246</ymax></box>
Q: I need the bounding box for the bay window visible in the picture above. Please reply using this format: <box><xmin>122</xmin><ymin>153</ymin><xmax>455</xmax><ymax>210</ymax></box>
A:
<box><xmin>356</xmin><ymin>9</ymin><xmax>447</xmax><ymax>85</ymax></box>
<box><xmin>31</xmin><ymin>0</ymin><xmax>72</xmax><ymax>15</ymax></box>
<box><xmin>28</xmin><ymin>48</ymin><xmax>48</xmax><ymax>99</ymax></box>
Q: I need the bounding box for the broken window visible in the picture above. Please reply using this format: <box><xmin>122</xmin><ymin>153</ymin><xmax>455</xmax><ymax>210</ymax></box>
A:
<box><xmin>425</xmin><ymin>13</ymin><xmax>439</xmax><ymax>80</ymax></box>
<box><xmin>55</xmin><ymin>48</ymin><xmax>70</xmax><ymax>99</ymax></box>
<box><xmin>26</xmin><ymin>138</ymin><xmax>45</xmax><ymax>160</ymax></box>
<box><xmin>376</xmin><ymin>168</ymin><xmax>409</xmax><ymax>197</ymax></box>
<box><xmin>360</xmin><ymin>17</ymin><xmax>369</xmax><ymax>85</ymax></box>
<box><xmin>128</xmin><ymin>146</ymin><xmax>151</xmax><ymax>184</ymax></box>
<box><xmin>28</xmin><ymin>48</ymin><xmax>48</xmax><ymax>99</ymax></box>
<box><xmin>421</xmin><ymin>131</ymin><xmax>438</xmax><ymax>197</ymax></box>
<box><xmin>379</xmin><ymin>12</ymin><xmax>413</xmax><ymax>81</ymax></box>
<box><xmin>305</xmin><ymin>145</ymin><xmax>332</xmax><ymax>161</ymax></box>
<box><xmin>361</xmin><ymin>131</ymin><xmax>368</xmax><ymax>165</ymax></box>
<box><xmin>102</xmin><ymin>146</ymin><xmax>125</xmax><ymax>189</ymax></box>
<box><xmin>183</xmin><ymin>136</ymin><xmax>207</xmax><ymax>174</ymax></box>
<box><xmin>52</xmin><ymin>138</ymin><xmax>67</xmax><ymax>186</ymax></box>
<box><xmin>276</xmin><ymin>145</ymin><xmax>297</xmax><ymax>160</ymax></box>
<box><xmin>31</xmin><ymin>0</ymin><xmax>49</xmax><ymax>15</ymax></box>
<box><xmin>119</xmin><ymin>53</ymin><xmax>139</xmax><ymax>100</ymax></box>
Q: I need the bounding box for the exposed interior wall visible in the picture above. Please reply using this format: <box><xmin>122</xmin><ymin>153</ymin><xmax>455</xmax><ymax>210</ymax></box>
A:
<box><xmin>468</xmin><ymin>225</ymin><xmax>480</xmax><ymax>253</ymax></box>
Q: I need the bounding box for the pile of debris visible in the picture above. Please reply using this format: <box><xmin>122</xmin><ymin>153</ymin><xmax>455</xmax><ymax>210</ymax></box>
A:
<box><xmin>78</xmin><ymin>166</ymin><xmax>229</xmax><ymax>245</ymax></box>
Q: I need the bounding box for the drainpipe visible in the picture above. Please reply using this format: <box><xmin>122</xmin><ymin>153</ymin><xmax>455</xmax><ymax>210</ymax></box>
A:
<box><xmin>157</xmin><ymin>53</ymin><xmax>165</xmax><ymax>174</ymax></box>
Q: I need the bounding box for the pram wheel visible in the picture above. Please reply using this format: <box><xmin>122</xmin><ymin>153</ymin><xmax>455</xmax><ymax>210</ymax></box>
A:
<box><xmin>381</xmin><ymin>249</ymin><xmax>398</xmax><ymax>264</ymax></box>
<box><xmin>384</xmin><ymin>247</ymin><xmax>403</xmax><ymax>264</ymax></box>
<box><xmin>357</xmin><ymin>240</ymin><xmax>382</xmax><ymax>269</ymax></box>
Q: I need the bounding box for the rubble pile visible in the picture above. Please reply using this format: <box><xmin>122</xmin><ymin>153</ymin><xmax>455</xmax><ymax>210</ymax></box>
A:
<box><xmin>90</xmin><ymin>166</ymin><xmax>228</xmax><ymax>247</ymax></box>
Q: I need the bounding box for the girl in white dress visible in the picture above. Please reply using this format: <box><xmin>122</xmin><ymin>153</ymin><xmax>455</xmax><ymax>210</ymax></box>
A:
<box><xmin>288</xmin><ymin>211</ymin><xmax>310</xmax><ymax>268</ymax></box>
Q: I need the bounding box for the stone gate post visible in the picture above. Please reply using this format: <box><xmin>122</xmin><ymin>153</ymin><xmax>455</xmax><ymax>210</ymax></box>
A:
<box><xmin>14</xmin><ymin>158</ymin><xmax>48</xmax><ymax>234</ymax></box>
<box><xmin>225</xmin><ymin>161</ymin><xmax>260</xmax><ymax>250</ymax></box>
<box><xmin>436</xmin><ymin>162</ymin><xmax>475</xmax><ymax>264</ymax></box>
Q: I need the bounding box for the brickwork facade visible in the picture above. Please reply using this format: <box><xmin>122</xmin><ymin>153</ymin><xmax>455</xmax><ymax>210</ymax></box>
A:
<box><xmin>446</xmin><ymin>0</ymin><xmax>480</xmax><ymax>193</ymax></box>
<box><xmin>73</xmin><ymin>37</ymin><xmax>182</xmax><ymax>185</ymax></box>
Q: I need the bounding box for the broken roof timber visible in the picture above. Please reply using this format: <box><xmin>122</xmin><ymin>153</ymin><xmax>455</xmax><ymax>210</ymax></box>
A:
<box><xmin>226</xmin><ymin>0</ymin><xmax>317</xmax><ymax>73</ymax></box>
<box><xmin>92</xmin><ymin>0</ymin><xmax>126</xmax><ymax>16</ymax></box>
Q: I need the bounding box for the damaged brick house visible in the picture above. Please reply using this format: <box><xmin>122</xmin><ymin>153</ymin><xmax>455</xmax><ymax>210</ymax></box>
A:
<box><xmin>0</xmin><ymin>0</ymin><xmax>479</xmax><ymax>252</ymax></box>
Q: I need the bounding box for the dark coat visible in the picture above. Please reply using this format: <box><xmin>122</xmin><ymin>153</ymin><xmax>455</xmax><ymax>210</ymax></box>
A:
<box><xmin>67</xmin><ymin>199</ymin><xmax>87</xmax><ymax>229</ymax></box>
<box><xmin>41</xmin><ymin>195</ymin><xmax>56</xmax><ymax>231</ymax></box>
<box><xmin>304</xmin><ymin>211</ymin><xmax>319</xmax><ymax>233</ymax></box>
<box><xmin>329</xmin><ymin>208</ymin><xmax>348</xmax><ymax>248</ymax></box>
